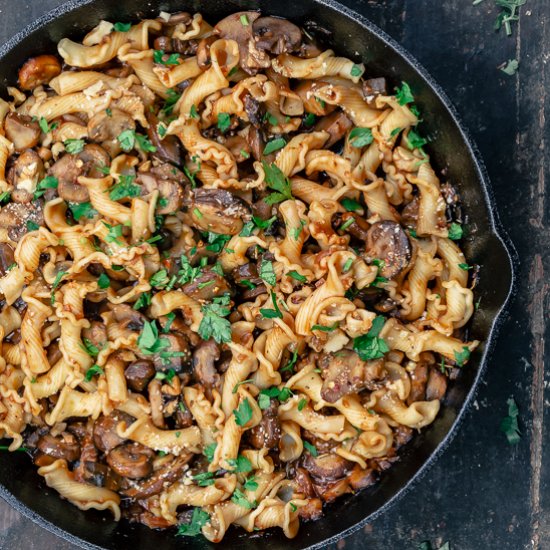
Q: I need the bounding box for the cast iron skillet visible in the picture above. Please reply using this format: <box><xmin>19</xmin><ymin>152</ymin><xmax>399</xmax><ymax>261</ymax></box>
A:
<box><xmin>0</xmin><ymin>0</ymin><xmax>515</xmax><ymax>548</ymax></box>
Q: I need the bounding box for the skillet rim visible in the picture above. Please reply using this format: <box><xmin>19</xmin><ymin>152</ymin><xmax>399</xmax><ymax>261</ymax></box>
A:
<box><xmin>0</xmin><ymin>0</ymin><xmax>517</xmax><ymax>548</ymax></box>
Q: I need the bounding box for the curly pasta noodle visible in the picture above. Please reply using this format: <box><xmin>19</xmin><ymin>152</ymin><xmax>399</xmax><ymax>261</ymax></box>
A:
<box><xmin>0</xmin><ymin>9</ymin><xmax>479</xmax><ymax>543</ymax></box>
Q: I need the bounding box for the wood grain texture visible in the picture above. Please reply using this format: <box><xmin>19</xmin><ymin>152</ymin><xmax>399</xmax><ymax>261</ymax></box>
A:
<box><xmin>0</xmin><ymin>1</ymin><xmax>546</xmax><ymax>549</ymax></box>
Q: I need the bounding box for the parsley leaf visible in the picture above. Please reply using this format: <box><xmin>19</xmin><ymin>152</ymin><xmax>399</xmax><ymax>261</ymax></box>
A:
<box><xmin>304</xmin><ymin>112</ymin><xmax>316</xmax><ymax>127</ymax></box>
<box><xmin>176</xmin><ymin>507</ymin><xmax>210</xmax><ymax>537</ymax></box>
<box><xmin>204</xmin><ymin>232</ymin><xmax>231</xmax><ymax>254</ymax></box>
<box><xmin>113</xmin><ymin>21</ymin><xmax>131</xmax><ymax>32</ymax></box>
<box><xmin>133</xmin><ymin>292</ymin><xmax>151</xmax><ymax>310</ymax></box>
<box><xmin>137</xmin><ymin>320</ymin><xmax>170</xmax><ymax>355</ymax></box>
<box><xmin>231</xmin><ymin>488</ymin><xmax>256</xmax><ymax>509</ymax></box>
<box><xmin>34</xmin><ymin>176</ymin><xmax>58</xmax><ymax>199</ymax></box>
<box><xmin>349</xmin><ymin>127</ymin><xmax>374</xmax><ymax>148</ymax></box>
<box><xmin>259</xmin><ymin>259</ymin><xmax>276</xmax><ymax>286</ymax></box>
<box><xmin>262</xmin><ymin>161</ymin><xmax>294</xmax><ymax>205</ymax></box>
<box><xmin>50</xmin><ymin>270</ymin><xmax>67</xmax><ymax>305</ymax></box>
<box><xmin>97</xmin><ymin>273</ymin><xmax>110</xmax><ymax>289</ymax></box>
<box><xmin>297</xmin><ymin>398</ymin><xmax>307</xmax><ymax>411</ymax></box>
<box><xmin>500</xmin><ymin>58</ymin><xmax>519</xmax><ymax>76</ymax></box>
<box><xmin>102</xmin><ymin>222</ymin><xmax>124</xmax><ymax>244</ymax></box>
<box><xmin>243</xmin><ymin>475</ymin><xmax>258</xmax><ymax>491</ymax></box>
<box><xmin>153</xmin><ymin>49</ymin><xmax>180</xmax><ymax>66</ymax></box>
<box><xmin>303</xmin><ymin>441</ymin><xmax>318</xmax><ymax>457</ymax></box>
<box><xmin>311</xmin><ymin>322</ymin><xmax>339</xmax><ymax>332</ymax></box>
<box><xmin>341</xmin><ymin>197</ymin><xmax>362</xmax><ymax>212</ymax></box>
<box><xmin>81</xmin><ymin>337</ymin><xmax>100</xmax><ymax>357</ymax></box>
<box><xmin>193</xmin><ymin>471</ymin><xmax>215</xmax><ymax>487</ymax></box>
<box><xmin>38</xmin><ymin>117</ymin><xmax>57</xmax><ymax>134</ymax></box>
<box><xmin>287</xmin><ymin>270</ymin><xmax>307</xmax><ymax>283</ymax></box>
<box><xmin>406</xmin><ymin>129</ymin><xmax>428</xmax><ymax>151</ymax></box>
<box><xmin>161</xmin><ymin>88</ymin><xmax>181</xmax><ymax>116</ymax></box>
<box><xmin>233</xmin><ymin>398</ymin><xmax>253</xmax><ymax>426</ymax></box>
<box><xmin>198</xmin><ymin>295</ymin><xmax>232</xmax><ymax>344</ymax></box>
<box><xmin>204</xmin><ymin>443</ymin><xmax>217</xmax><ymax>462</ymax></box>
<box><xmin>69</xmin><ymin>202</ymin><xmax>97</xmax><ymax>220</ymax></box>
<box><xmin>260</xmin><ymin>291</ymin><xmax>283</xmax><ymax>319</ymax></box>
<box><xmin>227</xmin><ymin>454</ymin><xmax>252</xmax><ymax>473</ymax></box>
<box><xmin>350</xmin><ymin>63</ymin><xmax>363</xmax><ymax>77</ymax></box>
<box><xmin>395</xmin><ymin>81</ymin><xmax>414</xmax><ymax>105</ymax></box>
<box><xmin>150</xmin><ymin>269</ymin><xmax>169</xmax><ymax>288</ymax></box>
<box><xmin>26</xmin><ymin>220</ymin><xmax>40</xmax><ymax>231</ymax></box>
<box><xmin>117</xmin><ymin>130</ymin><xmax>156</xmax><ymax>153</ymax></box>
<box><xmin>0</xmin><ymin>191</ymin><xmax>10</xmax><ymax>205</ymax></box>
<box><xmin>353</xmin><ymin>316</ymin><xmax>389</xmax><ymax>360</ymax></box>
<box><xmin>280</xmin><ymin>349</ymin><xmax>298</xmax><ymax>372</ymax></box>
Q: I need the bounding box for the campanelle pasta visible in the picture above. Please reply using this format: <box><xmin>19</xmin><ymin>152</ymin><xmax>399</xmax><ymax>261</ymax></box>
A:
<box><xmin>0</xmin><ymin>9</ymin><xmax>478</xmax><ymax>542</ymax></box>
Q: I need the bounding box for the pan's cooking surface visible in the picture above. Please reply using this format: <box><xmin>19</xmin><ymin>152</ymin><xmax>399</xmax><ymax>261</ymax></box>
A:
<box><xmin>0</xmin><ymin>1</ymin><xmax>528</xmax><ymax>549</ymax></box>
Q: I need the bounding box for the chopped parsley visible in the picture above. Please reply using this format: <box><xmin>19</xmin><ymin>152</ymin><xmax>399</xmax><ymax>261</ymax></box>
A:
<box><xmin>38</xmin><ymin>117</ymin><xmax>57</xmax><ymax>134</ymax></box>
<box><xmin>353</xmin><ymin>315</ymin><xmax>389</xmax><ymax>360</ymax></box>
<box><xmin>198</xmin><ymin>295</ymin><xmax>232</xmax><ymax>344</ymax></box>
<box><xmin>189</xmin><ymin>104</ymin><xmax>199</xmax><ymax>119</ymax></box>
<box><xmin>193</xmin><ymin>471</ymin><xmax>215</xmax><ymax>487</ymax></box>
<box><xmin>259</xmin><ymin>259</ymin><xmax>276</xmax><ymax>286</ymax></box>
<box><xmin>85</xmin><ymin>364</ymin><xmax>104</xmax><ymax>381</ymax></box>
<box><xmin>204</xmin><ymin>443</ymin><xmax>217</xmax><ymax>462</ymax></box>
<box><xmin>231</xmin><ymin>488</ymin><xmax>256</xmax><ymax>509</ymax></box>
<box><xmin>81</xmin><ymin>337</ymin><xmax>100</xmax><ymax>357</ymax></box>
<box><xmin>311</xmin><ymin>322</ymin><xmax>339</xmax><ymax>332</ymax></box>
<box><xmin>405</xmin><ymin>128</ymin><xmax>428</xmax><ymax>151</ymax></box>
<box><xmin>109</xmin><ymin>174</ymin><xmax>141</xmax><ymax>201</ymax></box>
<box><xmin>280</xmin><ymin>349</ymin><xmax>298</xmax><ymax>373</ymax></box>
<box><xmin>113</xmin><ymin>21</ymin><xmax>132</xmax><ymax>32</ymax></box>
<box><xmin>34</xmin><ymin>176</ymin><xmax>58</xmax><ymax>199</ymax></box>
<box><xmin>161</xmin><ymin>88</ymin><xmax>181</xmax><ymax>116</ymax></box>
<box><xmin>303</xmin><ymin>441</ymin><xmax>318</xmax><ymax>457</ymax></box>
<box><xmin>292</xmin><ymin>219</ymin><xmax>307</xmax><ymax>240</ymax></box>
<box><xmin>240</xmin><ymin>14</ymin><xmax>249</xmax><ymax>26</ymax></box>
<box><xmin>260</xmin><ymin>290</ymin><xmax>283</xmax><ymax>319</ymax></box>
<box><xmin>204</xmin><ymin>231</ymin><xmax>231</xmax><ymax>253</ymax></box>
<box><xmin>304</xmin><ymin>112</ymin><xmax>316</xmax><ymax>127</ymax></box>
<box><xmin>69</xmin><ymin>202</ymin><xmax>97</xmax><ymax>220</ymax></box>
<box><xmin>395</xmin><ymin>81</ymin><xmax>414</xmax><ymax>105</ymax></box>
<box><xmin>97</xmin><ymin>273</ymin><xmax>110</xmax><ymax>289</ymax></box>
<box><xmin>26</xmin><ymin>220</ymin><xmax>40</xmax><ymax>231</ymax></box>
<box><xmin>348</xmin><ymin>127</ymin><xmax>374</xmax><ymax>148</ymax></box>
<box><xmin>500</xmin><ymin>58</ymin><xmax>519</xmax><ymax>75</ymax></box>
<box><xmin>343</xmin><ymin>258</ymin><xmax>354</xmax><ymax>273</ymax></box>
<box><xmin>341</xmin><ymin>197</ymin><xmax>362</xmax><ymax>212</ymax></box>
<box><xmin>227</xmin><ymin>454</ymin><xmax>252</xmax><ymax>473</ymax></box>
<box><xmin>263</xmin><ymin>137</ymin><xmax>286</xmax><ymax>156</ymax></box>
<box><xmin>297</xmin><ymin>398</ymin><xmax>307</xmax><ymax>411</ymax></box>
<box><xmin>50</xmin><ymin>270</ymin><xmax>67</xmax><ymax>305</ymax></box>
<box><xmin>64</xmin><ymin>138</ymin><xmax>85</xmax><ymax>154</ymax></box>
<box><xmin>243</xmin><ymin>475</ymin><xmax>258</xmax><ymax>491</ymax></box>
<box><xmin>137</xmin><ymin>320</ymin><xmax>170</xmax><ymax>355</ymax></box>
<box><xmin>258</xmin><ymin>386</ymin><xmax>292</xmax><ymax>409</ymax></box>
<box><xmin>340</xmin><ymin>217</ymin><xmax>355</xmax><ymax>232</ymax></box>
<box><xmin>454</xmin><ymin>346</ymin><xmax>471</xmax><ymax>367</ymax></box>
<box><xmin>117</xmin><ymin>130</ymin><xmax>157</xmax><ymax>153</ymax></box>
<box><xmin>287</xmin><ymin>270</ymin><xmax>307</xmax><ymax>283</ymax></box>
<box><xmin>133</xmin><ymin>292</ymin><xmax>151</xmax><ymax>310</ymax></box>
<box><xmin>233</xmin><ymin>398</ymin><xmax>253</xmax><ymax>426</ymax></box>
<box><xmin>350</xmin><ymin>63</ymin><xmax>363</xmax><ymax>77</ymax></box>
<box><xmin>0</xmin><ymin>191</ymin><xmax>10</xmax><ymax>204</ymax></box>
<box><xmin>102</xmin><ymin>222</ymin><xmax>124</xmax><ymax>245</ymax></box>
<box><xmin>458</xmin><ymin>263</ymin><xmax>473</xmax><ymax>271</ymax></box>
<box><xmin>448</xmin><ymin>223</ymin><xmax>463</xmax><ymax>240</ymax></box>
<box><xmin>150</xmin><ymin>269</ymin><xmax>169</xmax><ymax>288</ymax></box>
<box><xmin>153</xmin><ymin>49</ymin><xmax>180</xmax><ymax>65</ymax></box>
<box><xmin>217</xmin><ymin>112</ymin><xmax>231</xmax><ymax>133</ymax></box>
<box><xmin>176</xmin><ymin>507</ymin><xmax>210</xmax><ymax>537</ymax></box>
<box><xmin>500</xmin><ymin>397</ymin><xmax>521</xmax><ymax>444</ymax></box>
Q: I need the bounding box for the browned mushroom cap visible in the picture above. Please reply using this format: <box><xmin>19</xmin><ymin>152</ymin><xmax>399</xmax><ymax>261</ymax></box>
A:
<box><xmin>407</xmin><ymin>361</ymin><xmax>428</xmax><ymax>404</ymax></box>
<box><xmin>362</xmin><ymin>77</ymin><xmax>387</xmax><ymax>104</ymax></box>
<box><xmin>125</xmin><ymin>360</ymin><xmax>156</xmax><ymax>392</ymax></box>
<box><xmin>18</xmin><ymin>55</ymin><xmax>61</xmax><ymax>90</ymax></box>
<box><xmin>37</xmin><ymin>433</ymin><xmax>80</xmax><ymax>462</ymax></box>
<box><xmin>153</xmin><ymin>332</ymin><xmax>192</xmax><ymax>371</ymax></box>
<box><xmin>4</xmin><ymin>113</ymin><xmax>41</xmax><ymax>152</ymax></box>
<box><xmin>364</xmin><ymin>220</ymin><xmax>411</xmax><ymax>279</ymax></box>
<box><xmin>138</xmin><ymin>171</ymin><xmax>184</xmax><ymax>215</ymax></box>
<box><xmin>181</xmin><ymin>269</ymin><xmax>231</xmax><ymax>301</ymax></box>
<box><xmin>122</xmin><ymin>453</ymin><xmax>191</xmax><ymax>499</ymax></box>
<box><xmin>313</xmin><ymin>111</ymin><xmax>353</xmax><ymax>148</ymax></box>
<box><xmin>188</xmin><ymin>188</ymin><xmax>250</xmax><ymax>234</ymax></box>
<box><xmin>426</xmin><ymin>366</ymin><xmax>447</xmax><ymax>401</ymax></box>
<box><xmin>0</xmin><ymin>243</ymin><xmax>15</xmax><ymax>277</ymax></box>
<box><xmin>252</xmin><ymin>16</ymin><xmax>302</xmax><ymax>55</ymax></box>
<box><xmin>192</xmin><ymin>340</ymin><xmax>220</xmax><ymax>390</ymax></box>
<box><xmin>78</xmin><ymin>144</ymin><xmax>111</xmax><ymax>178</ymax></box>
<box><xmin>9</xmin><ymin>150</ymin><xmax>45</xmax><ymax>203</ymax></box>
<box><xmin>348</xmin><ymin>465</ymin><xmax>377</xmax><ymax>490</ymax></box>
<box><xmin>0</xmin><ymin>201</ymin><xmax>44</xmax><ymax>242</ymax></box>
<box><xmin>318</xmin><ymin>350</ymin><xmax>385</xmax><ymax>403</ymax></box>
<box><xmin>106</xmin><ymin>442</ymin><xmax>154</xmax><ymax>479</ymax></box>
<box><xmin>298</xmin><ymin>498</ymin><xmax>323</xmax><ymax>521</ymax></box>
<box><xmin>145</xmin><ymin>111</ymin><xmax>182</xmax><ymax>165</ymax></box>
<box><xmin>301</xmin><ymin>452</ymin><xmax>354</xmax><ymax>482</ymax></box>
<box><xmin>294</xmin><ymin>467</ymin><xmax>315</xmax><ymax>497</ymax></box>
<box><xmin>247</xmin><ymin>398</ymin><xmax>281</xmax><ymax>450</ymax></box>
<box><xmin>334</xmin><ymin>211</ymin><xmax>369</xmax><ymax>241</ymax></box>
<box><xmin>157</xmin><ymin>11</ymin><xmax>192</xmax><ymax>26</ymax></box>
<box><xmin>93</xmin><ymin>410</ymin><xmax>134</xmax><ymax>452</ymax></box>
<box><xmin>245</xmin><ymin>125</ymin><xmax>264</xmax><ymax>161</ymax></box>
<box><xmin>87</xmin><ymin>108</ymin><xmax>135</xmax><ymax>143</ymax></box>
<box><xmin>215</xmin><ymin>12</ymin><xmax>270</xmax><ymax>74</ymax></box>
<box><xmin>196</xmin><ymin>35</ymin><xmax>217</xmax><ymax>69</ymax></box>
<box><xmin>110</xmin><ymin>303</ymin><xmax>147</xmax><ymax>330</ymax></box>
<box><xmin>223</xmin><ymin>135</ymin><xmax>251</xmax><ymax>163</ymax></box>
<box><xmin>400</xmin><ymin>196</ymin><xmax>419</xmax><ymax>230</ymax></box>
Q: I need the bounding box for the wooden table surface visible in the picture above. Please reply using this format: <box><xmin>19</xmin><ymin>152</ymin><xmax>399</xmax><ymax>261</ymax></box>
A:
<box><xmin>0</xmin><ymin>1</ymin><xmax>547</xmax><ymax>549</ymax></box>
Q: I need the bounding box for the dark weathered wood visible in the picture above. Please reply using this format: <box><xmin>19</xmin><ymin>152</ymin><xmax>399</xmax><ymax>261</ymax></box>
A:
<box><xmin>0</xmin><ymin>1</ymin><xmax>547</xmax><ymax>549</ymax></box>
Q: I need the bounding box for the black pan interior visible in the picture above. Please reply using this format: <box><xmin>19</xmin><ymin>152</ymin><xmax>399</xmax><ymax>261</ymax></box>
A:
<box><xmin>0</xmin><ymin>0</ymin><xmax>514</xmax><ymax>548</ymax></box>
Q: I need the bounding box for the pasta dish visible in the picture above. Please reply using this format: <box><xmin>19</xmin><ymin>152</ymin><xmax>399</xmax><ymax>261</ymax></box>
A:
<box><xmin>0</xmin><ymin>10</ymin><xmax>478</xmax><ymax>541</ymax></box>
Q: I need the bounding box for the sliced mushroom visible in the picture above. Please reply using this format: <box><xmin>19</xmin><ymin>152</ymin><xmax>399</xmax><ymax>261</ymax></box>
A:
<box><xmin>252</xmin><ymin>17</ymin><xmax>302</xmax><ymax>55</ymax></box>
<box><xmin>87</xmin><ymin>108</ymin><xmax>135</xmax><ymax>143</ymax></box>
<box><xmin>407</xmin><ymin>361</ymin><xmax>428</xmax><ymax>405</ymax></box>
<box><xmin>145</xmin><ymin>111</ymin><xmax>182</xmax><ymax>165</ymax></box>
<box><xmin>318</xmin><ymin>350</ymin><xmax>385</xmax><ymax>403</ymax></box>
<box><xmin>157</xmin><ymin>11</ymin><xmax>192</xmax><ymax>27</ymax></box>
<box><xmin>244</xmin><ymin>94</ymin><xmax>264</xmax><ymax>127</ymax></box>
<box><xmin>110</xmin><ymin>303</ymin><xmax>147</xmax><ymax>331</ymax></box>
<box><xmin>153</xmin><ymin>333</ymin><xmax>192</xmax><ymax>371</ymax></box>
<box><xmin>196</xmin><ymin>36</ymin><xmax>217</xmax><ymax>69</ymax></box>
<box><xmin>298</xmin><ymin>498</ymin><xmax>323</xmax><ymax>521</ymax></box>
<box><xmin>364</xmin><ymin>220</ymin><xmax>411</xmax><ymax>279</ymax></box>
<box><xmin>245</xmin><ymin>125</ymin><xmax>264</xmax><ymax>161</ymax></box>
<box><xmin>362</xmin><ymin>77</ymin><xmax>387</xmax><ymax>104</ymax></box>
<box><xmin>4</xmin><ymin>113</ymin><xmax>41</xmax><ymax>152</ymax></box>
<box><xmin>335</xmin><ymin>211</ymin><xmax>370</xmax><ymax>241</ymax></box>
<box><xmin>138</xmin><ymin>170</ymin><xmax>184</xmax><ymax>215</ymax></box>
<box><xmin>106</xmin><ymin>442</ymin><xmax>155</xmax><ymax>479</ymax></box>
<box><xmin>125</xmin><ymin>360</ymin><xmax>156</xmax><ymax>392</ymax></box>
<box><xmin>18</xmin><ymin>55</ymin><xmax>62</xmax><ymax>90</ymax></box>
<box><xmin>313</xmin><ymin>111</ymin><xmax>352</xmax><ymax>148</ymax></box>
<box><xmin>181</xmin><ymin>269</ymin><xmax>231</xmax><ymax>301</ymax></box>
<box><xmin>247</xmin><ymin>398</ymin><xmax>281</xmax><ymax>450</ymax></box>
<box><xmin>302</xmin><ymin>429</ymin><xmax>339</xmax><ymax>455</ymax></box>
<box><xmin>215</xmin><ymin>12</ymin><xmax>270</xmax><ymax>74</ymax></box>
<box><xmin>92</xmin><ymin>410</ymin><xmax>134</xmax><ymax>452</ymax></box>
<box><xmin>314</xmin><ymin>478</ymin><xmax>352</xmax><ymax>503</ymax></box>
<box><xmin>348</xmin><ymin>465</ymin><xmax>377</xmax><ymax>490</ymax></box>
<box><xmin>401</xmin><ymin>196</ymin><xmax>419</xmax><ymax>229</ymax></box>
<box><xmin>37</xmin><ymin>433</ymin><xmax>80</xmax><ymax>462</ymax></box>
<box><xmin>301</xmin><ymin>452</ymin><xmax>354</xmax><ymax>482</ymax></box>
<box><xmin>0</xmin><ymin>243</ymin><xmax>15</xmax><ymax>277</ymax></box>
<box><xmin>426</xmin><ymin>367</ymin><xmax>448</xmax><ymax>401</ymax></box>
<box><xmin>122</xmin><ymin>454</ymin><xmax>191</xmax><ymax>499</ymax></box>
<box><xmin>78</xmin><ymin>144</ymin><xmax>111</xmax><ymax>178</ymax></box>
<box><xmin>192</xmin><ymin>340</ymin><xmax>220</xmax><ymax>391</ymax></box>
<box><xmin>0</xmin><ymin>201</ymin><xmax>44</xmax><ymax>242</ymax></box>
<box><xmin>9</xmin><ymin>150</ymin><xmax>45</xmax><ymax>203</ymax></box>
<box><xmin>187</xmin><ymin>188</ymin><xmax>250</xmax><ymax>234</ymax></box>
<box><xmin>393</xmin><ymin>425</ymin><xmax>413</xmax><ymax>450</ymax></box>
<box><xmin>294</xmin><ymin>467</ymin><xmax>315</xmax><ymax>497</ymax></box>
